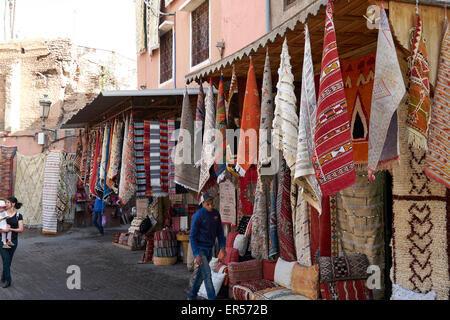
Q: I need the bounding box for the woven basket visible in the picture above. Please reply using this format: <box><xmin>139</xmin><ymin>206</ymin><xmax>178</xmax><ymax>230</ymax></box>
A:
<box><xmin>153</xmin><ymin>256</ymin><xmax>178</xmax><ymax>266</ymax></box>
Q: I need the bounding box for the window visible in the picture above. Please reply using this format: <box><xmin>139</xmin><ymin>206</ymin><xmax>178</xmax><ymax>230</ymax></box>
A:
<box><xmin>191</xmin><ymin>0</ymin><xmax>209</xmax><ymax>67</ymax></box>
<box><xmin>160</xmin><ymin>30</ymin><xmax>173</xmax><ymax>84</ymax></box>
<box><xmin>284</xmin><ymin>0</ymin><xmax>297</xmax><ymax>11</ymax></box>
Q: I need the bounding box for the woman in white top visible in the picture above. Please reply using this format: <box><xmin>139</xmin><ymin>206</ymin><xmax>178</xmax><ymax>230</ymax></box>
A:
<box><xmin>0</xmin><ymin>196</ymin><xmax>23</xmax><ymax>288</ymax></box>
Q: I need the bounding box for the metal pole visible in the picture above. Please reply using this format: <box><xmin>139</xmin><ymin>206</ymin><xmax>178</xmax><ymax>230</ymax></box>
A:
<box><xmin>265</xmin><ymin>0</ymin><xmax>271</xmax><ymax>33</ymax></box>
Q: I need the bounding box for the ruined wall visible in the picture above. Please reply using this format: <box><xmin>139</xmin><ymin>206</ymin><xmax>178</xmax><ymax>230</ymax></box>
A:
<box><xmin>0</xmin><ymin>38</ymin><xmax>136</xmax><ymax>154</ymax></box>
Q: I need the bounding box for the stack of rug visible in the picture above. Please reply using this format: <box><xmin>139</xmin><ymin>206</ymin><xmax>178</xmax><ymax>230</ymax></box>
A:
<box><xmin>42</xmin><ymin>151</ymin><xmax>62</xmax><ymax>234</ymax></box>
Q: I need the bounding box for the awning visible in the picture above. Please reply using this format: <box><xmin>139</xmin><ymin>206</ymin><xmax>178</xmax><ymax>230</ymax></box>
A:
<box><xmin>185</xmin><ymin>0</ymin><xmax>381</xmax><ymax>84</ymax></box>
<box><xmin>61</xmin><ymin>88</ymin><xmax>205</xmax><ymax>129</ymax></box>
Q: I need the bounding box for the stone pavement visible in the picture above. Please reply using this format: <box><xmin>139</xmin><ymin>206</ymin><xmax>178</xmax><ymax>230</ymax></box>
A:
<box><xmin>0</xmin><ymin>226</ymin><xmax>192</xmax><ymax>300</ymax></box>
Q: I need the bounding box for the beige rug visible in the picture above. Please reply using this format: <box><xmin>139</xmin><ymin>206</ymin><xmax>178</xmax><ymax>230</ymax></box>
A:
<box><xmin>392</xmin><ymin>94</ymin><xmax>450</xmax><ymax>300</ymax></box>
<box><xmin>14</xmin><ymin>153</ymin><xmax>46</xmax><ymax>228</ymax></box>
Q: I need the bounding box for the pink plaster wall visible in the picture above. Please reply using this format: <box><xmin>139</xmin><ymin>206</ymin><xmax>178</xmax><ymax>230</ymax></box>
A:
<box><xmin>137</xmin><ymin>0</ymin><xmax>266</xmax><ymax>90</ymax></box>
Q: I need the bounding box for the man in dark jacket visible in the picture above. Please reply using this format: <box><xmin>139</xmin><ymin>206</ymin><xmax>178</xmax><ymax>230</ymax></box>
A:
<box><xmin>188</xmin><ymin>192</ymin><xmax>226</xmax><ymax>300</ymax></box>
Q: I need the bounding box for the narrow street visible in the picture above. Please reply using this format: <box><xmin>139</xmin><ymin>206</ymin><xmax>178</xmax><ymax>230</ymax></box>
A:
<box><xmin>0</xmin><ymin>226</ymin><xmax>192</xmax><ymax>300</ymax></box>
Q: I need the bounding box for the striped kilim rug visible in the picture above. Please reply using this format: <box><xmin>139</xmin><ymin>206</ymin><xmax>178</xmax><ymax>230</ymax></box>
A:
<box><xmin>134</xmin><ymin>121</ymin><xmax>146</xmax><ymax>198</ymax></box>
<box><xmin>0</xmin><ymin>146</ymin><xmax>17</xmax><ymax>200</ymax></box>
<box><xmin>160</xmin><ymin>120</ymin><xmax>169</xmax><ymax>194</ymax></box>
<box><xmin>392</xmin><ymin>90</ymin><xmax>450</xmax><ymax>300</ymax></box>
<box><xmin>314</xmin><ymin>0</ymin><xmax>355</xmax><ymax>195</ymax></box>
<box><xmin>42</xmin><ymin>151</ymin><xmax>62</xmax><ymax>234</ymax></box>
<box><xmin>14</xmin><ymin>153</ymin><xmax>45</xmax><ymax>228</ymax></box>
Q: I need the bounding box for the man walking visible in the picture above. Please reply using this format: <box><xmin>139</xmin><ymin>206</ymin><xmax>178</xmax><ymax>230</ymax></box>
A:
<box><xmin>188</xmin><ymin>192</ymin><xmax>226</xmax><ymax>300</ymax></box>
<box><xmin>93</xmin><ymin>197</ymin><xmax>106</xmax><ymax>236</ymax></box>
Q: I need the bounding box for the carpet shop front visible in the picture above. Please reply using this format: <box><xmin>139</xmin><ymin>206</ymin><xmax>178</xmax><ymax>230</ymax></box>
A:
<box><xmin>61</xmin><ymin>88</ymin><xmax>210</xmax><ymax>265</ymax></box>
<box><xmin>178</xmin><ymin>0</ymin><xmax>448</xmax><ymax>301</ymax></box>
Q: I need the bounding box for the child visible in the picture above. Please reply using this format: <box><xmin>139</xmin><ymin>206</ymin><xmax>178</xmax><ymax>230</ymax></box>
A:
<box><xmin>0</xmin><ymin>200</ymin><xmax>13</xmax><ymax>249</ymax></box>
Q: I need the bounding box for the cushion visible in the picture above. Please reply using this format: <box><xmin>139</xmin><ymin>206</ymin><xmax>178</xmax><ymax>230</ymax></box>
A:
<box><xmin>320</xmin><ymin>280</ymin><xmax>373</xmax><ymax>300</ymax></box>
<box><xmin>274</xmin><ymin>257</ymin><xmax>296</xmax><ymax>289</ymax></box>
<box><xmin>318</xmin><ymin>254</ymin><xmax>370</xmax><ymax>283</ymax></box>
<box><xmin>224</xmin><ymin>248</ymin><xmax>239</xmax><ymax>265</ymax></box>
<box><xmin>231</xmin><ymin>279</ymin><xmax>278</xmax><ymax>300</ymax></box>
<box><xmin>253</xmin><ymin>287</ymin><xmax>310</xmax><ymax>300</ymax></box>
<box><xmin>262</xmin><ymin>259</ymin><xmax>277</xmax><ymax>282</ymax></box>
<box><xmin>390</xmin><ymin>284</ymin><xmax>436</xmax><ymax>300</ymax></box>
<box><xmin>291</xmin><ymin>263</ymin><xmax>320</xmax><ymax>300</ymax></box>
<box><xmin>233</xmin><ymin>234</ymin><xmax>248</xmax><ymax>256</ymax></box>
<box><xmin>226</xmin><ymin>231</ymin><xmax>239</xmax><ymax>248</ymax></box>
<box><xmin>228</xmin><ymin>259</ymin><xmax>263</xmax><ymax>285</ymax></box>
<box><xmin>198</xmin><ymin>271</ymin><xmax>226</xmax><ymax>299</ymax></box>
<box><xmin>209</xmin><ymin>257</ymin><xmax>219</xmax><ymax>270</ymax></box>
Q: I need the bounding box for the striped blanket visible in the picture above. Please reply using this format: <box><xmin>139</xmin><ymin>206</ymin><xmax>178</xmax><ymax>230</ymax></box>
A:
<box><xmin>150</xmin><ymin>121</ymin><xmax>166</xmax><ymax>197</ymax></box>
<box><xmin>134</xmin><ymin>121</ymin><xmax>147</xmax><ymax>198</ymax></box>
<box><xmin>143</xmin><ymin>120</ymin><xmax>152</xmax><ymax>197</ymax></box>
<box><xmin>168</xmin><ymin>119</ymin><xmax>177</xmax><ymax>195</ymax></box>
<box><xmin>42</xmin><ymin>151</ymin><xmax>62</xmax><ymax>234</ymax></box>
<box><xmin>160</xmin><ymin>120</ymin><xmax>169</xmax><ymax>194</ymax></box>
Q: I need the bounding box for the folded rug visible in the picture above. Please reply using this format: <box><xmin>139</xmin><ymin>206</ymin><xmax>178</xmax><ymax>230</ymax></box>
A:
<box><xmin>42</xmin><ymin>151</ymin><xmax>61</xmax><ymax>234</ymax></box>
<box><xmin>150</xmin><ymin>121</ymin><xmax>166</xmax><ymax>197</ymax></box>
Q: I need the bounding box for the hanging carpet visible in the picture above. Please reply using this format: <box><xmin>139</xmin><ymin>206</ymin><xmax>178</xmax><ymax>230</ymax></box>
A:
<box><xmin>168</xmin><ymin>119</ymin><xmax>177</xmax><ymax>195</ymax></box>
<box><xmin>150</xmin><ymin>121</ymin><xmax>166</xmax><ymax>197</ymax></box>
<box><xmin>118</xmin><ymin>113</ymin><xmax>136</xmax><ymax>205</ymax></box>
<box><xmin>214</xmin><ymin>75</ymin><xmax>227</xmax><ymax>183</ymax></box>
<box><xmin>226</xmin><ymin>67</ymin><xmax>240</xmax><ymax>174</ymax></box>
<box><xmin>367</xmin><ymin>6</ymin><xmax>406</xmax><ymax>182</ymax></box>
<box><xmin>198</xmin><ymin>81</ymin><xmax>217</xmax><ymax>195</ymax></box>
<box><xmin>424</xmin><ymin>20</ymin><xmax>450</xmax><ymax>189</ymax></box>
<box><xmin>175</xmin><ymin>89</ymin><xmax>200</xmax><ymax>192</ymax></box>
<box><xmin>236</xmin><ymin>58</ymin><xmax>261</xmax><ymax>177</ymax></box>
<box><xmin>314</xmin><ymin>0</ymin><xmax>355</xmax><ymax>196</ymax></box>
<box><xmin>14</xmin><ymin>153</ymin><xmax>45</xmax><ymax>228</ymax></box>
<box><xmin>277</xmin><ymin>158</ymin><xmax>296</xmax><ymax>262</ymax></box>
<box><xmin>258</xmin><ymin>50</ymin><xmax>274</xmax><ymax>169</ymax></box>
<box><xmin>239</xmin><ymin>165</ymin><xmax>258</xmax><ymax>216</ymax></box>
<box><xmin>272</xmin><ymin>38</ymin><xmax>298</xmax><ymax>173</ymax></box>
<box><xmin>57</xmin><ymin>152</ymin><xmax>78</xmax><ymax>223</ymax></box>
<box><xmin>392</xmin><ymin>84</ymin><xmax>450</xmax><ymax>300</ymax></box>
<box><xmin>406</xmin><ymin>14</ymin><xmax>431</xmax><ymax>150</ymax></box>
<box><xmin>194</xmin><ymin>82</ymin><xmax>205</xmax><ymax>168</ymax></box>
<box><xmin>295</xmin><ymin>24</ymin><xmax>322</xmax><ymax>213</ymax></box>
<box><xmin>106</xmin><ymin>118</ymin><xmax>124</xmax><ymax>193</ymax></box>
<box><xmin>0</xmin><ymin>146</ymin><xmax>17</xmax><ymax>200</ymax></box>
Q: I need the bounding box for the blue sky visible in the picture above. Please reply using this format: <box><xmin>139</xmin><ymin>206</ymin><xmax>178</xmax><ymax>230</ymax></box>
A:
<box><xmin>1</xmin><ymin>0</ymin><xmax>136</xmax><ymax>60</ymax></box>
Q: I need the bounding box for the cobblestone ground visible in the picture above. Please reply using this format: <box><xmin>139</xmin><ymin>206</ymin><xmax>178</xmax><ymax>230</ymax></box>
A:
<box><xmin>0</xmin><ymin>226</ymin><xmax>192</xmax><ymax>300</ymax></box>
